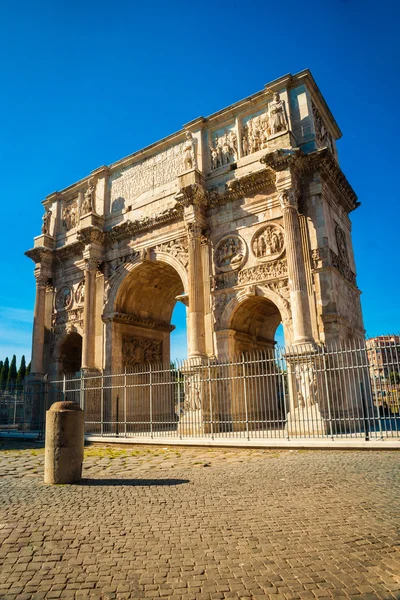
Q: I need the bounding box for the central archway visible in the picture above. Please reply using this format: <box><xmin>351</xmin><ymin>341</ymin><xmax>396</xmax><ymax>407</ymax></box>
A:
<box><xmin>111</xmin><ymin>259</ymin><xmax>186</xmax><ymax>371</ymax></box>
<box><xmin>229</xmin><ymin>296</ymin><xmax>282</xmax><ymax>355</ymax></box>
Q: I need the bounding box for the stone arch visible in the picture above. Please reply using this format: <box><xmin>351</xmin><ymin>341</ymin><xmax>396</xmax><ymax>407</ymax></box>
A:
<box><xmin>58</xmin><ymin>330</ymin><xmax>83</xmax><ymax>374</ymax></box>
<box><xmin>104</xmin><ymin>255</ymin><xmax>188</xmax><ymax>371</ymax></box>
<box><xmin>104</xmin><ymin>252</ymin><xmax>189</xmax><ymax>318</ymax></box>
<box><xmin>217</xmin><ymin>284</ymin><xmax>293</xmax><ymax>358</ymax></box>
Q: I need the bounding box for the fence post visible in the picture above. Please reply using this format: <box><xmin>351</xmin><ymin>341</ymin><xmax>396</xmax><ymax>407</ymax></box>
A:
<box><xmin>100</xmin><ymin>374</ymin><xmax>104</xmax><ymax>437</ymax></box>
<box><xmin>115</xmin><ymin>394</ymin><xmax>119</xmax><ymax>437</ymax></box>
<box><xmin>208</xmin><ymin>358</ymin><xmax>214</xmax><ymax>440</ymax></box>
<box><xmin>360</xmin><ymin>380</ymin><xmax>370</xmax><ymax>441</ymax></box>
<box><xmin>321</xmin><ymin>345</ymin><xmax>334</xmax><ymax>440</ymax></box>
<box><xmin>149</xmin><ymin>363</ymin><xmax>153</xmax><ymax>438</ymax></box>
<box><xmin>124</xmin><ymin>367</ymin><xmax>127</xmax><ymax>437</ymax></box>
<box><xmin>242</xmin><ymin>355</ymin><xmax>249</xmax><ymax>441</ymax></box>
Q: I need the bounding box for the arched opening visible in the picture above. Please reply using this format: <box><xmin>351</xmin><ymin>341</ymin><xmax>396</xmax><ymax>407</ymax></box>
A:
<box><xmin>229</xmin><ymin>296</ymin><xmax>283</xmax><ymax>356</ymax></box>
<box><xmin>218</xmin><ymin>296</ymin><xmax>286</xmax><ymax>432</ymax></box>
<box><xmin>59</xmin><ymin>332</ymin><xmax>82</xmax><ymax>374</ymax></box>
<box><xmin>114</xmin><ymin>260</ymin><xmax>186</xmax><ymax>369</ymax></box>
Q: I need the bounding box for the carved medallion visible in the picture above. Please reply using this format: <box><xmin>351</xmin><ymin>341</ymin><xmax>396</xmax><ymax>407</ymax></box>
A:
<box><xmin>56</xmin><ymin>285</ymin><xmax>73</xmax><ymax>310</ymax></box>
<box><xmin>214</xmin><ymin>235</ymin><xmax>246</xmax><ymax>273</ymax></box>
<box><xmin>335</xmin><ymin>224</ymin><xmax>348</xmax><ymax>263</ymax></box>
<box><xmin>75</xmin><ymin>280</ymin><xmax>85</xmax><ymax>305</ymax></box>
<box><xmin>251</xmin><ymin>224</ymin><xmax>285</xmax><ymax>262</ymax></box>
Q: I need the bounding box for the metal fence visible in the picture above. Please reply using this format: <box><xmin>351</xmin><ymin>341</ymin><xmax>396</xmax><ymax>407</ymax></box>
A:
<box><xmin>1</xmin><ymin>339</ymin><xmax>399</xmax><ymax>442</ymax></box>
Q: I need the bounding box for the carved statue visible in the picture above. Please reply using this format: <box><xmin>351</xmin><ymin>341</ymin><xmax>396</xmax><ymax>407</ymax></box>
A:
<box><xmin>295</xmin><ymin>364</ymin><xmax>317</xmax><ymax>408</ymax></box>
<box><xmin>335</xmin><ymin>225</ymin><xmax>348</xmax><ymax>263</ymax></box>
<box><xmin>268</xmin><ymin>92</ymin><xmax>288</xmax><ymax>135</ymax></box>
<box><xmin>183</xmin><ymin>132</ymin><xmax>197</xmax><ymax>170</ymax></box>
<box><xmin>81</xmin><ymin>178</ymin><xmax>95</xmax><ymax>215</ymax></box>
<box><xmin>41</xmin><ymin>209</ymin><xmax>52</xmax><ymax>235</ymax></box>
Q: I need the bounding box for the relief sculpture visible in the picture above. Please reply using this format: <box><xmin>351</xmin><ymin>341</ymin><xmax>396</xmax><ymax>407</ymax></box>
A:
<box><xmin>238</xmin><ymin>258</ymin><xmax>287</xmax><ymax>284</ymax></box>
<box><xmin>62</xmin><ymin>200</ymin><xmax>78</xmax><ymax>231</ymax></box>
<box><xmin>123</xmin><ymin>337</ymin><xmax>162</xmax><ymax>367</ymax></box>
<box><xmin>268</xmin><ymin>92</ymin><xmax>288</xmax><ymax>135</ymax></box>
<box><xmin>214</xmin><ymin>235</ymin><xmax>246</xmax><ymax>272</ymax></box>
<box><xmin>242</xmin><ymin>113</ymin><xmax>270</xmax><ymax>156</ymax></box>
<box><xmin>56</xmin><ymin>285</ymin><xmax>73</xmax><ymax>310</ymax></box>
<box><xmin>210</xmin><ymin>129</ymin><xmax>237</xmax><ymax>170</ymax></box>
<box><xmin>252</xmin><ymin>224</ymin><xmax>285</xmax><ymax>261</ymax></box>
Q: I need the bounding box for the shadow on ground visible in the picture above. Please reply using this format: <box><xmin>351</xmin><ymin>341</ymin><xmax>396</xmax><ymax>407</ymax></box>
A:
<box><xmin>79</xmin><ymin>478</ymin><xmax>190</xmax><ymax>486</ymax></box>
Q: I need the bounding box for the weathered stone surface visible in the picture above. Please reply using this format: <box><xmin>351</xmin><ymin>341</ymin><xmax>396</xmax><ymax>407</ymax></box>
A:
<box><xmin>44</xmin><ymin>402</ymin><xmax>84</xmax><ymax>484</ymax></box>
<box><xmin>0</xmin><ymin>441</ymin><xmax>399</xmax><ymax>599</ymax></box>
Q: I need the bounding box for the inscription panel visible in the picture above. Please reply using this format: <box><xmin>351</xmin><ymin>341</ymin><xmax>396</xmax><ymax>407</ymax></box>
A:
<box><xmin>109</xmin><ymin>141</ymin><xmax>186</xmax><ymax>207</ymax></box>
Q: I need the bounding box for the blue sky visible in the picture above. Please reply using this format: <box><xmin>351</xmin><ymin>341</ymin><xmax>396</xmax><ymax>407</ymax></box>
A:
<box><xmin>1</xmin><ymin>0</ymin><xmax>399</xmax><ymax>363</ymax></box>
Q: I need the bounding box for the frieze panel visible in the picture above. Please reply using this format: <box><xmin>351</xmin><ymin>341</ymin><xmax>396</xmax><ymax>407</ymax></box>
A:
<box><xmin>312</xmin><ymin>102</ymin><xmax>334</xmax><ymax>154</ymax></box>
<box><xmin>238</xmin><ymin>259</ymin><xmax>288</xmax><ymax>285</ymax></box>
<box><xmin>123</xmin><ymin>337</ymin><xmax>162</xmax><ymax>367</ymax></box>
<box><xmin>62</xmin><ymin>198</ymin><xmax>78</xmax><ymax>231</ymax></box>
<box><xmin>241</xmin><ymin>111</ymin><xmax>270</xmax><ymax>156</ymax></box>
<box><xmin>335</xmin><ymin>224</ymin><xmax>348</xmax><ymax>263</ymax></box>
<box><xmin>330</xmin><ymin>250</ymin><xmax>356</xmax><ymax>286</ymax></box>
<box><xmin>52</xmin><ymin>307</ymin><xmax>84</xmax><ymax>327</ymax></box>
<box><xmin>251</xmin><ymin>224</ymin><xmax>285</xmax><ymax>261</ymax></box>
<box><xmin>109</xmin><ymin>141</ymin><xmax>186</xmax><ymax>206</ymax></box>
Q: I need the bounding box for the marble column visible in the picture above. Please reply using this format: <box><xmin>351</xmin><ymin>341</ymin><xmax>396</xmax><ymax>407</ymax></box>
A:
<box><xmin>280</xmin><ymin>188</ymin><xmax>313</xmax><ymax>345</ymax></box>
<box><xmin>81</xmin><ymin>257</ymin><xmax>98</xmax><ymax>370</ymax></box>
<box><xmin>187</xmin><ymin>222</ymin><xmax>207</xmax><ymax>359</ymax></box>
<box><xmin>30</xmin><ymin>272</ymin><xmax>48</xmax><ymax>375</ymax></box>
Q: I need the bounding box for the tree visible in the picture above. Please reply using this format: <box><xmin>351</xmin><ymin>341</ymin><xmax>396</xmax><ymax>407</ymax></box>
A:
<box><xmin>389</xmin><ymin>371</ymin><xmax>400</xmax><ymax>385</ymax></box>
<box><xmin>0</xmin><ymin>357</ymin><xmax>9</xmax><ymax>390</ymax></box>
<box><xmin>7</xmin><ymin>355</ymin><xmax>17</xmax><ymax>389</ymax></box>
<box><xmin>16</xmin><ymin>355</ymin><xmax>26</xmax><ymax>385</ymax></box>
<box><xmin>25</xmin><ymin>361</ymin><xmax>31</xmax><ymax>377</ymax></box>
<box><xmin>0</xmin><ymin>360</ymin><xmax>3</xmax><ymax>375</ymax></box>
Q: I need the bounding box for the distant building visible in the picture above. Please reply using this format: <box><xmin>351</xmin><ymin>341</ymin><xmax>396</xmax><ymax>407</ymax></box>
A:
<box><xmin>366</xmin><ymin>335</ymin><xmax>400</xmax><ymax>381</ymax></box>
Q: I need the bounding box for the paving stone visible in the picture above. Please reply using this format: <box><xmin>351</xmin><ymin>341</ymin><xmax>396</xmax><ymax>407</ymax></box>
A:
<box><xmin>0</xmin><ymin>442</ymin><xmax>399</xmax><ymax>600</ymax></box>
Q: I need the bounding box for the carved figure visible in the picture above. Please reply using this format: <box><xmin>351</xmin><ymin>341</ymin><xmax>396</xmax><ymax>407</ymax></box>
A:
<box><xmin>241</xmin><ymin>113</ymin><xmax>270</xmax><ymax>156</ymax></box>
<box><xmin>183</xmin><ymin>132</ymin><xmax>197</xmax><ymax>170</ymax></box>
<box><xmin>62</xmin><ymin>202</ymin><xmax>77</xmax><ymax>230</ymax></box>
<box><xmin>295</xmin><ymin>363</ymin><xmax>317</xmax><ymax>408</ymax></box>
<box><xmin>335</xmin><ymin>225</ymin><xmax>348</xmax><ymax>263</ymax></box>
<box><xmin>81</xmin><ymin>178</ymin><xmax>95</xmax><ymax>215</ymax></box>
<box><xmin>210</xmin><ymin>130</ymin><xmax>237</xmax><ymax>170</ymax></box>
<box><xmin>123</xmin><ymin>337</ymin><xmax>162</xmax><ymax>366</ymax></box>
<box><xmin>75</xmin><ymin>281</ymin><xmax>85</xmax><ymax>304</ymax></box>
<box><xmin>312</xmin><ymin>103</ymin><xmax>334</xmax><ymax>153</ymax></box>
<box><xmin>215</xmin><ymin>236</ymin><xmax>245</xmax><ymax>271</ymax></box>
<box><xmin>56</xmin><ymin>286</ymin><xmax>73</xmax><ymax>310</ymax></box>
<box><xmin>41</xmin><ymin>209</ymin><xmax>52</xmax><ymax>235</ymax></box>
<box><xmin>252</xmin><ymin>225</ymin><xmax>285</xmax><ymax>260</ymax></box>
<box><xmin>268</xmin><ymin>92</ymin><xmax>288</xmax><ymax>135</ymax></box>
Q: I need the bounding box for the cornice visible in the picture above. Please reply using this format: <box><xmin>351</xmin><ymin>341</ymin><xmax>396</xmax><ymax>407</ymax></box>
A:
<box><xmin>25</xmin><ymin>246</ymin><xmax>54</xmax><ymax>265</ymax></box>
<box><xmin>260</xmin><ymin>148</ymin><xmax>359</xmax><ymax>214</ymax></box>
<box><xmin>77</xmin><ymin>226</ymin><xmax>105</xmax><ymax>246</ymax></box>
<box><xmin>102</xmin><ymin>311</ymin><xmax>175</xmax><ymax>332</ymax></box>
<box><xmin>208</xmin><ymin>168</ymin><xmax>276</xmax><ymax>208</ymax></box>
<box><xmin>105</xmin><ymin>205</ymin><xmax>184</xmax><ymax>243</ymax></box>
<box><xmin>55</xmin><ymin>241</ymin><xmax>84</xmax><ymax>260</ymax></box>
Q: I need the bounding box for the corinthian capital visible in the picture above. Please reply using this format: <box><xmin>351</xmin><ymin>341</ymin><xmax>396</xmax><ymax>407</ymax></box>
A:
<box><xmin>175</xmin><ymin>183</ymin><xmax>208</xmax><ymax>209</ymax></box>
<box><xmin>186</xmin><ymin>221</ymin><xmax>203</xmax><ymax>239</ymax></box>
<box><xmin>279</xmin><ymin>188</ymin><xmax>299</xmax><ymax>210</ymax></box>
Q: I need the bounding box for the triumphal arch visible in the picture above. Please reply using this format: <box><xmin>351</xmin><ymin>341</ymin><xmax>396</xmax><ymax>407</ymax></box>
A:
<box><xmin>26</xmin><ymin>70</ymin><xmax>364</xmax><ymax>379</ymax></box>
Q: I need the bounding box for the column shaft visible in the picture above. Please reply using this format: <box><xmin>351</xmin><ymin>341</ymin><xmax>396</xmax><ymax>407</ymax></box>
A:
<box><xmin>81</xmin><ymin>261</ymin><xmax>97</xmax><ymax>369</ymax></box>
<box><xmin>187</xmin><ymin>224</ymin><xmax>206</xmax><ymax>358</ymax></box>
<box><xmin>31</xmin><ymin>279</ymin><xmax>47</xmax><ymax>374</ymax></box>
<box><xmin>281</xmin><ymin>192</ymin><xmax>313</xmax><ymax>345</ymax></box>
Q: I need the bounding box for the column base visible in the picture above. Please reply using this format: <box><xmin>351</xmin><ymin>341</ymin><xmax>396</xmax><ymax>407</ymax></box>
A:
<box><xmin>285</xmin><ymin>403</ymin><xmax>327</xmax><ymax>437</ymax></box>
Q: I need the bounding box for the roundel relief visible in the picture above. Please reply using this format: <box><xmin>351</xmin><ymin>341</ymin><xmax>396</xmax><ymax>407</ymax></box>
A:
<box><xmin>251</xmin><ymin>224</ymin><xmax>285</xmax><ymax>261</ymax></box>
<box><xmin>56</xmin><ymin>285</ymin><xmax>73</xmax><ymax>310</ymax></box>
<box><xmin>214</xmin><ymin>235</ymin><xmax>246</xmax><ymax>272</ymax></box>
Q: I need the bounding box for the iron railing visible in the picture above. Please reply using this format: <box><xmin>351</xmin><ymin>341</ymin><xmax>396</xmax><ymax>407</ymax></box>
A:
<box><xmin>1</xmin><ymin>339</ymin><xmax>399</xmax><ymax>442</ymax></box>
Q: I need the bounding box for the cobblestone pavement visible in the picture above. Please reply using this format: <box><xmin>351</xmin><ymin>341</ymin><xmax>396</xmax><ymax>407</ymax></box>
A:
<box><xmin>0</xmin><ymin>441</ymin><xmax>399</xmax><ymax>600</ymax></box>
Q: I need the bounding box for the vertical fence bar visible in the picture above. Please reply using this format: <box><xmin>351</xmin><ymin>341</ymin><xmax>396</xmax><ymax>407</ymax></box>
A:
<box><xmin>149</xmin><ymin>363</ymin><xmax>153</xmax><ymax>438</ymax></box>
<box><xmin>242</xmin><ymin>355</ymin><xmax>249</xmax><ymax>441</ymax></box>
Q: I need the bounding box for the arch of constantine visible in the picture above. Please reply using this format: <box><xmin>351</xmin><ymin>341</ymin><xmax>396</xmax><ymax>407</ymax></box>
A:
<box><xmin>26</xmin><ymin>69</ymin><xmax>364</xmax><ymax>384</ymax></box>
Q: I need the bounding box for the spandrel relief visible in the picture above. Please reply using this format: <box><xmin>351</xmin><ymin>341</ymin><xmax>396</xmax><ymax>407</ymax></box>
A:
<box><xmin>214</xmin><ymin>235</ymin><xmax>246</xmax><ymax>272</ymax></box>
<box><xmin>209</xmin><ymin>124</ymin><xmax>237</xmax><ymax>170</ymax></box>
<box><xmin>251</xmin><ymin>224</ymin><xmax>285</xmax><ymax>261</ymax></box>
<box><xmin>312</xmin><ymin>102</ymin><xmax>334</xmax><ymax>153</ymax></box>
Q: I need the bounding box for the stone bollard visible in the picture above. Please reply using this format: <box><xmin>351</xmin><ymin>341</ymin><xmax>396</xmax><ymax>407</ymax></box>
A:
<box><xmin>44</xmin><ymin>401</ymin><xmax>84</xmax><ymax>484</ymax></box>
